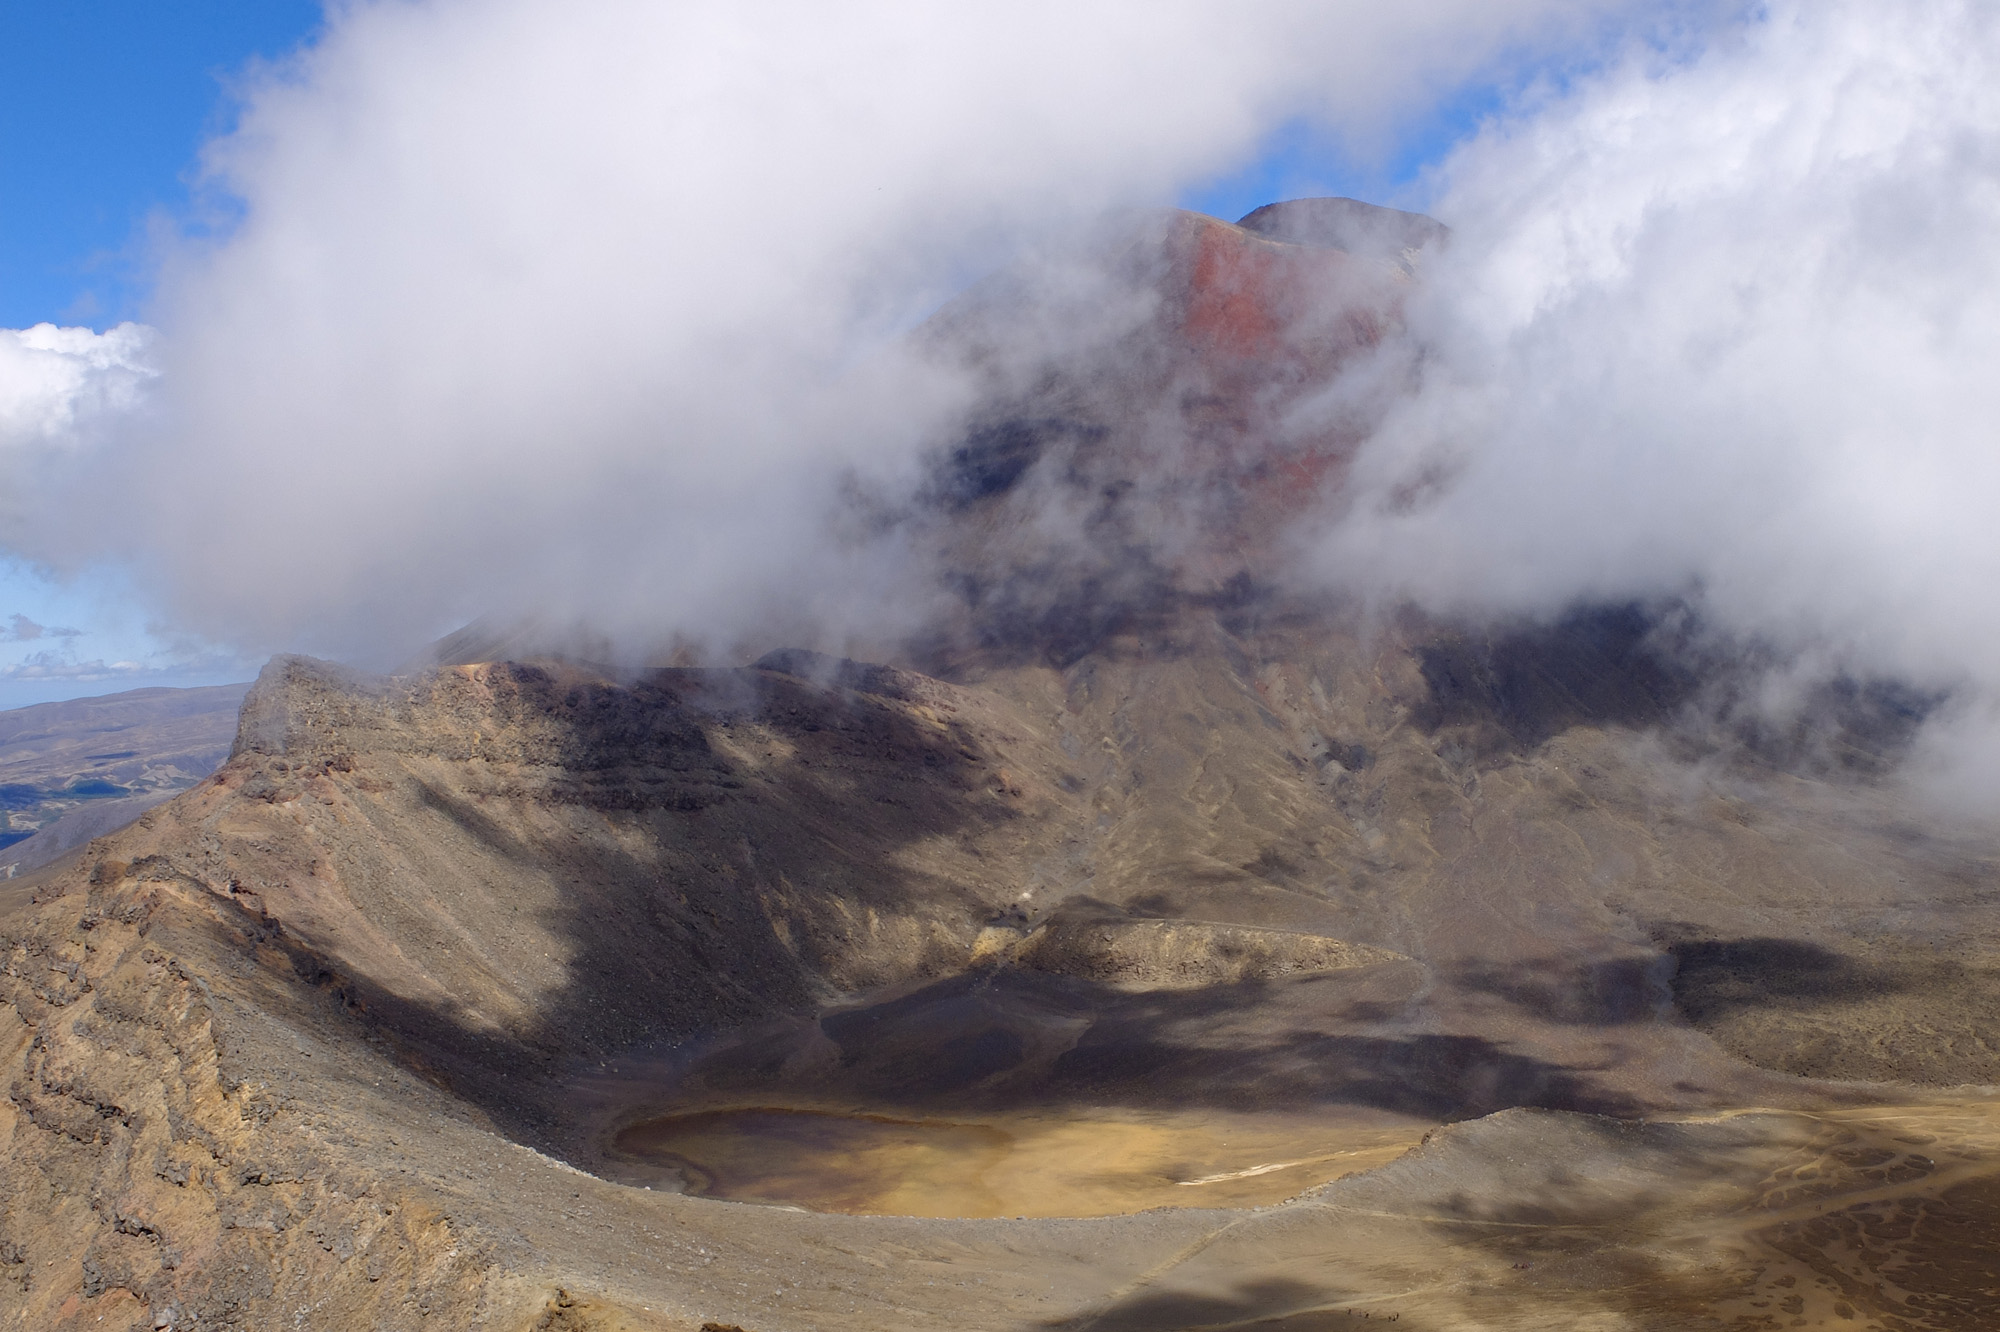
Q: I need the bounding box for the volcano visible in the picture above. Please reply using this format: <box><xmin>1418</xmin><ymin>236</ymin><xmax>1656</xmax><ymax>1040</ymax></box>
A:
<box><xmin>4</xmin><ymin>202</ymin><xmax>1999</xmax><ymax>1331</ymax></box>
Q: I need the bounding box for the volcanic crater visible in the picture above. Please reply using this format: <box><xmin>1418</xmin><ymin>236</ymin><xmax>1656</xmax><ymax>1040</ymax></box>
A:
<box><xmin>5</xmin><ymin>201</ymin><xmax>2000</xmax><ymax>1330</ymax></box>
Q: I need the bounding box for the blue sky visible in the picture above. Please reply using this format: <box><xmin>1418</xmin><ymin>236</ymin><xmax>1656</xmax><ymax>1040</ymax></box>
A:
<box><xmin>0</xmin><ymin>2</ymin><xmax>315</xmax><ymax>706</ymax></box>
<box><xmin>0</xmin><ymin>2</ymin><xmax>1493</xmax><ymax>710</ymax></box>
<box><xmin>0</xmin><ymin>0</ymin><xmax>322</xmax><ymax>329</ymax></box>
<box><xmin>1</xmin><ymin>4</ymin><xmax>1484</xmax><ymax>333</ymax></box>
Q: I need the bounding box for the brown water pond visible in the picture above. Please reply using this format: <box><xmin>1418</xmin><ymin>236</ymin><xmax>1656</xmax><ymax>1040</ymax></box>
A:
<box><xmin>610</xmin><ymin>1105</ymin><xmax>1424</xmax><ymax>1217</ymax></box>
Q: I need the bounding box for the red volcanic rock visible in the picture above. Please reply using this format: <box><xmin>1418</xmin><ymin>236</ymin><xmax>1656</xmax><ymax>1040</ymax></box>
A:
<box><xmin>1182</xmin><ymin>212</ymin><xmax>1333</xmax><ymax>360</ymax></box>
<box><xmin>1171</xmin><ymin>203</ymin><xmax>1430</xmax><ymax>369</ymax></box>
<box><xmin>1152</xmin><ymin>207</ymin><xmax>1420</xmax><ymax>503</ymax></box>
<box><xmin>913</xmin><ymin>198</ymin><xmax>1441</xmax><ymax>652</ymax></box>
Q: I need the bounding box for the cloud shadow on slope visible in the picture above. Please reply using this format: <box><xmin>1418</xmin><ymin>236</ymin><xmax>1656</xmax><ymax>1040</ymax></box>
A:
<box><xmin>1411</xmin><ymin>600</ymin><xmax>1943</xmax><ymax>773</ymax></box>
<box><xmin>1045</xmin><ymin>1275</ymin><xmax>1441</xmax><ymax>1332</ymax></box>
<box><xmin>682</xmin><ymin>964</ymin><xmax>1645</xmax><ymax>1121</ymax></box>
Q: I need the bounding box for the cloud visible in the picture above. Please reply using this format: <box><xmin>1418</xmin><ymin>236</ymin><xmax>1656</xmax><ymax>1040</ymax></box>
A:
<box><xmin>27</xmin><ymin>0</ymin><xmax>1992</xmax><ymax>805</ymax></box>
<box><xmin>0</xmin><ymin>324</ymin><xmax>157</xmax><ymax>534</ymax></box>
<box><xmin>0</xmin><ymin>634</ymin><xmax>255</xmax><ymax>696</ymax></box>
<box><xmin>1300</xmin><ymin>0</ymin><xmax>2000</xmax><ymax>803</ymax></box>
<box><xmin>1</xmin><ymin>614</ymin><xmax>82</xmax><ymax>643</ymax></box>
<box><xmin>0</xmin><ymin>0</ymin><xmax>1626</xmax><ymax>668</ymax></box>
<box><xmin>0</xmin><ymin>324</ymin><xmax>154</xmax><ymax>445</ymax></box>
<box><xmin>0</xmin><ymin>651</ymin><xmax>146</xmax><ymax>684</ymax></box>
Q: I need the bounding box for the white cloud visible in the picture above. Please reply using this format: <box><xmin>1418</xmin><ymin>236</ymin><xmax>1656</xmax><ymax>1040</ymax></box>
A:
<box><xmin>0</xmin><ymin>322</ymin><xmax>158</xmax><ymax>542</ymax></box>
<box><xmin>0</xmin><ymin>0</ymin><xmax>1621</xmax><ymax>667</ymax></box>
<box><xmin>0</xmin><ymin>651</ymin><xmax>147</xmax><ymax>684</ymax></box>
<box><xmin>0</xmin><ymin>614</ymin><xmax>81</xmax><ymax>642</ymax></box>
<box><xmin>1304</xmin><ymin>0</ymin><xmax>2000</xmax><ymax>800</ymax></box>
<box><xmin>0</xmin><ymin>322</ymin><xmax>155</xmax><ymax>447</ymax></box>
<box><xmin>44</xmin><ymin>0</ymin><xmax>1994</xmax><ymax>805</ymax></box>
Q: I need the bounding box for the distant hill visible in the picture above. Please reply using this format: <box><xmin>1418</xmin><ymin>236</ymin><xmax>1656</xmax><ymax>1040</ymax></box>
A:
<box><xmin>0</xmin><ymin>681</ymin><xmax>250</xmax><ymax>877</ymax></box>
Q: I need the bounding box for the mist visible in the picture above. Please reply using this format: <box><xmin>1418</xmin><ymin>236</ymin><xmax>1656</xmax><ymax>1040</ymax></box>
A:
<box><xmin>1</xmin><ymin>0</ymin><xmax>1615</xmax><ymax>668</ymax></box>
<box><xmin>1305</xmin><ymin>0</ymin><xmax>2000</xmax><ymax>805</ymax></box>
<box><xmin>7</xmin><ymin>0</ymin><xmax>2000</xmax><ymax>802</ymax></box>
<box><xmin>0</xmin><ymin>323</ymin><xmax>155</xmax><ymax>524</ymax></box>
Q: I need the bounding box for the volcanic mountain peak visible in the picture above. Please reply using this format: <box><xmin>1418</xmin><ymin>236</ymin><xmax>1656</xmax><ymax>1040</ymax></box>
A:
<box><xmin>904</xmin><ymin>201</ymin><xmax>1439</xmax><ymax>669</ymax></box>
<box><xmin>1235</xmin><ymin>195</ymin><xmax>1448</xmax><ymax>265</ymax></box>
<box><xmin>930</xmin><ymin>198</ymin><xmax>1423</xmax><ymax>385</ymax></box>
<box><xmin>5</xmin><ymin>198</ymin><xmax>2000</xmax><ymax>1329</ymax></box>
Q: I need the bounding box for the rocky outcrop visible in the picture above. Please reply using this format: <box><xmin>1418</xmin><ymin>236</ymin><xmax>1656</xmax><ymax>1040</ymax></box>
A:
<box><xmin>1007</xmin><ymin>904</ymin><xmax>1404</xmax><ymax>989</ymax></box>
<box><xmin>0</xmin><ymin>866</ymin><xmax>543</xmax><ymax>1330</ymax></box>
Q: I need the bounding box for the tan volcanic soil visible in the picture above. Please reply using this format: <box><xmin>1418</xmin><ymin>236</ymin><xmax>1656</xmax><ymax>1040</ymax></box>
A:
<box><xmin>1</xmin><ymin>604</ymin><xmax>1998</xmax><ymax>1329</ymax></box>
<box><xmin>605</xmin><ymin>1104</ymin><xmax>1426</xmax><ymax>1216</ymax></box>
